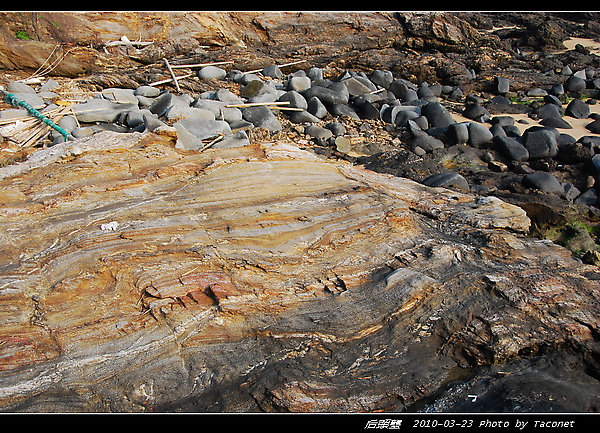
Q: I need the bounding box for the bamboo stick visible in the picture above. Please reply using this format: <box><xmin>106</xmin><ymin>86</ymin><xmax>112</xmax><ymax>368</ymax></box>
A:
<box><xmin>243</xmin><ymin>59</ymin><xmax>306</xmax><ymax>75</ymax></box>
<box><xmin>225</xmin><ymin>101</ymin><xmax>291</xmax><ymax>108</ymax></box>
<box><xmin>169</xmin><ymin>60</ymin><xmax>234</xmax><ymax>69</ymax></box>
<box><xmin>148</xmin><ymin>73</ymin><xmax>194</xmax><ymax>87</ymax></box>
<box><xmin>163</xmin><ymin>58</ymin><xmax>181</xmax><ymax>93</ymax></box>
<box><xmin>200</xmin><ymin>134</ymin><xmax>225</xmax><ymax>152</ymax></box>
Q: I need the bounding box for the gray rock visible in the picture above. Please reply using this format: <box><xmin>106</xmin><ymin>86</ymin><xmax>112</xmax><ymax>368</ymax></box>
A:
<box><xmin>463</xmin><ymin>103</ymin><xmax>491</xmax><ymax>122</ymax></box>
<box><xmin>448</xmin><ymin>122</ymin><xmax>470</xmax><ymax>145</ymax></box>
<box><xmin>563</xmin><ymin>183</ymin><xmax>581</xmax><ymax>202</ymax></box>
<box><xmin>586</xmin><ymin>119</ymin><xmax>600</xmax><ymax>134</ymax></box>
<box><xmin>360</xmin><ymin>101</ymin><xmax>381</xmax><ymax>120</ymax></box>
<box><xmin>101</xmin><ymin>88</ymin><xmax>139</xmax><ymax>104</ymax></box>
<box><xmin>278</xmin><ymin>90</ymin><xmax>308</xmax><ymax>110</ymax></box>
<box><xmin>328</xmin><ymin>103</ymin><xmax>360</xmax><ymax>120</ymax></box>
<box><xmin>533</xmin><ymin>103</ymin><xmax>563</xmax><ymax>120</ymax></box>
<box><xmin>561</xmin><ymin>66</ymin><xmax>573</xmax><ymax>75</ymax></box>
<box><xmin>71</xmin><ymin>126</ymin><xmax>95</xmax><ymax>139</ymax></box>
<box><xmin>494</xmin><ymin>76</ymin><xmax>510</xmax><ymax>94</ymax></box>
<box><xmin>9</xmin><ymin>92</ymin><xmax>45</xmax><ymax>109</ymax></box>
<box><xmin>302</xmin><ymin>83</ymin><xmax>349</xmax><ymax>106</ymax></box>
<box><xmin>242</xmin><ymin>80</ymin><xmax>275</xmax><ymax>99</ymax></box>
<box><xmin>143</xmin><ymin>115</ymin><xmax>167</xmax><ymax>132</ymax></box>
<box><xmin>0</xmin><ymin>109</ymin><xmax>28</xmax><ymax>119</ymax></box>
<box><xmin>342</xmin><ymin>77</ymin><xmax>375</xmax><ymax>96</ymax></box>
<box><xmin>39</xmin><ymin>78</ymin><xmax>60</xmax><ymax>92</ymax></box>
<box><xmin>228</xmin><ymin>119</ymin><xmax>255</xmax><ymax>133</ymax></box>
<box><xmin>287</xmin><ymin>110</ymin><xmax>321</xmax><ymax>124</ymax></box>
<box><xmin>468</xmin><ymin>122</ymin><xmax>494</xmax><ymax>148</ymax></box>
<box><xmin>57</xmin><ymin>115</ymin><xmax>78</xmax><ymax>133</ymax></box>
<box><xmin>524</xmin><ymin>127</ymin><xmax>559</xmax><ymax>159</ymax></box>
<box><xmin>491</xmin><ymin>116</ymin><xmax>515</xmax><ymax>127</ymax></box>
<box><xmin>421</xmin><ymin>102</ymin><xmax>455</xmax><ymax>128</ymax></box>
<box><xmin>540</xmin><ymin>116</ymin><xmax>572</xmax><ymax>129</ymax></box>
<box><xmin>564</xmin><ymin>76</ymin><xmax>586</xmax><ymax>93</ymax></box>
<box><xmin>215</xmin><ymin>88</ymin><xmax>244</xmax><ymax>105</ymax></box>
<box><xmin>174</xmin><ymin>118</ymin><xmax>232</xmax><ymax>142</ymax></box>
<box><xmin>166</xmin><ymin>105</ymin><xmax>215</xmax><ymax>122</ymax></box>
<box><xmin>242</xmin><ymin>105</ymin><xmax>282</xmax><ymax>132</ymax></box>
<box><xmin>575</xmin><ymin>187</ymin><xmax>598</xmax><ymax>207</ymax></box>
<box><xmin>326</xmin><ymin>122</ymin><xmax>346</xmax><ymax>136</ymax></box>
<box><xmin>423</xmin><ymin>172</ymin><xmax>470</xmax><ymax>191</ymax></box>
<box><xmin>37</xmin><ymin>91</ymin><xmax>59</xmax><ymax>101</ymax></box>
<box><xmin>394</xmin><ymin>110</ymin><xmax>420</xmax><ymax>127</ymax></box>
<box><xmin>544</xmin><ymin>94</ymin><xmax>563</xmax><ymax>107</ymax></box>
<box><xmin>307</xmin><ymin>67</ymin><xmax>324</xmax><ymax>81</ymax></box>
<box><xmin>240</xmin><ymin>73</ymin><xmax>263</xmax><ymax>85</ymax></box>
<box><xmin>490</xmin><ymin>125</ymin><xmax>507</xmax><ymax>138</ymax></box>
<box><xmin>7</xmin><ymin>81</ymin><xmax>35</xmax><ymax>94</ymax></box>
<box><xmin>382</xmin><ymin>105</ymin><xmax>420</xmax><ymax>124</ymax></box>
<box><xmin>262</xmin><ymin>65</ymin><xmax>283</xmax><ymax>79</ymax></box>
<box><xmin>212</xmin><ymin>130</ymin><xmax>251</xmax><ymax>149</ymax></box>
<box><xmin>126</xmin><ymin>109</ymin><xmax>156</xmax><ymax>128</ymax></box>
<box><xmin>549</xmin><ymin>84</ymin><xmax>565</xmax><ymax>96</ymax></box>
<box><xmin>192</xmin><ymin>99</ymin><xmax>242</xmax><ymax>123</ymax></box>
<box><xmin>527</xmin><ymin>88</ymin><xmax>548</xmax><ymax>97</ymax></box>
<box><xmin>369</xmin><ymin>70</ymin><xmax>393</xmax><ymax>89</ymax></box>
<box><xmin>287</xmin><ymin>76</ymin><xmax>312</xmax><ymax>93</ymax></box>
<box><xmin>565</xmin><ymin>99</ymin><xmax>590</xmax><ymax>119</ymax></box>
<box><xmin>136</xmin><ymin>95</ymin><xmax>156</xmax><ymax>109</ymax></box>
<box><xmin>307</xmin><ymin>96</ymin><xmax>328</xmax><ymax>118</ymax></box>
<box><xmin>134</xmin><ymin>85</ymin><xmax>161</xmax><ymax>98</ymax></box>
<box><xmin>174</xmin><ymin>122</ymin><xmax>204</xmax><ymax>151</ymax></box>
<box><xmin>73</xmin><ymin>99</ymin><xmax>138</xmax><ymax>123</ymax></box>
<box><xmin>410</xmin><ymin>132</ymin><xmax>445</xmax><ymax>153</ymax></box>
<box><xmin>522</xmin><ymin>172</ymin><xmax>564</xmax><ymax>195</ymax></box>
<box><xmin>389</xmin><ymin>79</ymin><xmax>417</xmax><ymax>101</ymax></box>
<box><xmin>494</xmin><ymin>135</ymin><xmax>529</xmax><ymax>161</ymax></box>
<box><xmin>305</xmin><ymin>124</ymin><xmax>333</xmax><ymax>140</ymax></box>
<box><xmin>149</xmin><ymin>91</ymin><xmax>174</xmax><ymax>117</ymax></box>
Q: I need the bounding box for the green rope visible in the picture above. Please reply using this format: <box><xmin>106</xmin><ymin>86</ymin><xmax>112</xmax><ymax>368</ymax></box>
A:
<box><xmin>2</xmin><ymin>91</ymin><xmax>73</xmax><ymax>141</ymax></box>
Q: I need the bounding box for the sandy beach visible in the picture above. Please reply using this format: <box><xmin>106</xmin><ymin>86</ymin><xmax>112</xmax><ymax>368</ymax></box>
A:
<box><xmin>451</xmin><ymin>103</ymin><xmax>600</xmax><ymax>141</ymax></box>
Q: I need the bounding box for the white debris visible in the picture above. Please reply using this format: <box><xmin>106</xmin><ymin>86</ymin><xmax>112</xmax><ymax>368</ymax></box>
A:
<box><xmin>100</xmin><ymin>221</ymin><xmax>119</xmax><ymax>231</ymax></box>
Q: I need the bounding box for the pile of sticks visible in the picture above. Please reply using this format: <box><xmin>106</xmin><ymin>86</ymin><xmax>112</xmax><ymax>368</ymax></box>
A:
<box><xmin>149</xmin><ymin>58</ymin><xmax>307</xmax><ymax>92</ymax></box>
<box><xmin>0</xmin><ymin>103</ymin><xmax>75</xmax><ymax>148</ymax></box>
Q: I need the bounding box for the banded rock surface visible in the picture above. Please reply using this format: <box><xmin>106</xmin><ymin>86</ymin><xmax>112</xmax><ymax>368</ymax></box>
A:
<box><xmin>0</xmin><ymin>131</ymin><xmax>599</xmax><ymax>412</ymax></box>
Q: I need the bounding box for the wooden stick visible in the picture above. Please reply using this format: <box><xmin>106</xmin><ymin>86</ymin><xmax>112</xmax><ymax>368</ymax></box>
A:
<box><xmin>273</xmin><ymin>107</ymin><xmax>305</xmax><ymax>111</ymax></box>
<box><xmin>200</xmin><ymin>134</ymin><xmax>225</xmax><ymax>152</ymax></box>
<box><xmin>225</xmin><ymin>101</ymin><xmax>291</xmax><ymax>108</ymax></box>
<box><xmin>169</xmin><ymin>60</ymin><xmax>234</xmax><ymax>69</ymax></box>
<box><xmin>243</xmin><ymin>59</ymin><xmax>306</xmax><ymax>75</ymax></box>
<box><xmin>148</xmin><ymin>73</ymin><xmax>193</xmax><ymax>87</ymax></box>
<box><xmin>163</xmin><ymin>58</ymin><xmax>181</xmax><ymax>93</ymax></box>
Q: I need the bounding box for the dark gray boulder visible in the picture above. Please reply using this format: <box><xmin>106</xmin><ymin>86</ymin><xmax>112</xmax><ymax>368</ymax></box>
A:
<box><xmin>522</xmin><ymin>172</ymin><xmax>565</xmax><ymax>195</ymax></box>
<box><xmin>494</xmin><ymin>136</ymin><xmax>529</xmax><ymax>162</ymax></box>
<box><xmin>242</xmin><ymin>106</ymin><xmax>282</xmax><ymax>132</ymax></box>
<box><xmin>565</xmin><ymin>99</ymin><xmax>590</xmax><ymax>119</ymax></box>
<box><xmin>421</xmin><ymin>102</ymin><xmax>455</xmax><ymax>128</ymax></box>
<box><xmin>524</xmin><ymin>127</ymin><xmax>559</xmax><ymax>159</ymax></box>
<box><xmin>423</xmin><ymin>172</ymin><xmax>470</xmax><ymax>191</ymax></box>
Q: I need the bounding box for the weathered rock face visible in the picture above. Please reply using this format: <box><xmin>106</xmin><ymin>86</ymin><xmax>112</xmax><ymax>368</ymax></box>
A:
<box><xmin>1</xmin><ymin>131</ymin><xmax>599</xmax><ymax>412</ymax></box>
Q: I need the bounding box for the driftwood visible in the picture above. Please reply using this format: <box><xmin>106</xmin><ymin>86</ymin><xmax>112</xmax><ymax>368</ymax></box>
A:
<box><xmin>163</xmin><ymin>58</ymin><xmax>181</xmax><ymax>93</ymax></box>
<box><xmin>0</xmin><ymin>104</ymin><xmax>73</xmax><ymax>147</ymax></box>
<box><xmin>243</xmin><ymin>59</ymin><xmax>307</xmax><ymax>75</ymax></box>
<box><xmin>169</xmin><ymin>60</ymin><xmax>235</xmax><ymax>69</ymax></box>
<box><xmin>104</xmin><ymin>36</ymin><xmax>154</xmax><ymax>48</ymax></box>
<box><xmin>148</xmin><ymin>73</ymin><xmax>194</xmax><ymax>87</ymax></box>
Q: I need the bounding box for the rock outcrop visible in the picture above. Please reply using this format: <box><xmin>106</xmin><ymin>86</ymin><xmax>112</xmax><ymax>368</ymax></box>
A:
<box><xmin>1</xmin><ymin>131</ymin><xmax>599</xmax><ymax>412</ymax></box>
